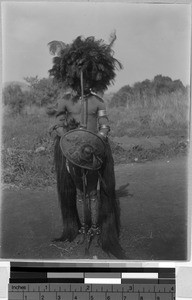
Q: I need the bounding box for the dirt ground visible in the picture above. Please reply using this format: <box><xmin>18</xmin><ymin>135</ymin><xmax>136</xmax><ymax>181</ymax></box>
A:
<box><xmin>111</xmin><ymin>135</ymin><xmax>188</xmax><ymax>164</ymax></box>
<box><xmin>0</xmin><ymin>156</ymin><xmax>188</xmax><ymax>261</ymax></box>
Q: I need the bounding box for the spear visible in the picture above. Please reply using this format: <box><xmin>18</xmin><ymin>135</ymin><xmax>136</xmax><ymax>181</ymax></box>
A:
<box><xmin>80</xmin><ymin>70</ymin><xmax>87</xmax><ymax>129</ymax></box>
<box><xmin>80</xmin><ymin>69</ymin><xmax>90</xmax><ymax>254</ymax></box>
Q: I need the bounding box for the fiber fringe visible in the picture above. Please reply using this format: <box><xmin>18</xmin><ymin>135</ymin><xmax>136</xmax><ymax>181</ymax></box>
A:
<box><xmin>54</xmin><ymin>136</ymin><xmax>80</xmax><ymax>242</ymax></box>
<box><xmin>54</xmin><ymin>136</ymin><xmax>126</xmax><ymax>259</ymax></box>
<box><xmin>99</xmin><ymin>142</ymin><xmax>126</xmax><ymax>259</ymax></box>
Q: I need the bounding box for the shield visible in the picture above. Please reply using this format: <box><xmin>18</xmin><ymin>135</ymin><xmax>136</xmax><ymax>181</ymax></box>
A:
<box><xmin>60</xmin><ymin>129</ymin><xmax>106</xmax><ymax>170</ymax></box>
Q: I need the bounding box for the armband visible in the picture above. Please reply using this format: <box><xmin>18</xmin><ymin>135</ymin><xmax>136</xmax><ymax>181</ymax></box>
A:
<box><xmin>99</xmin><ymin>124</ymin><xmax>110</xmax><ymax>131</ymax></box>
<box><xmin>98</xmin><ymin>124</ymin><xmax>110</xmax><ymax>139</ymax></box>
<box><xmin>98</xmin><ymin>131</ymin><xmax>107</xmax><ymax>138</ymax></box>
<box><xmin>98</xmin><ymin>109</ymin><xmax>108</xmax><ymax>118</ymax></box>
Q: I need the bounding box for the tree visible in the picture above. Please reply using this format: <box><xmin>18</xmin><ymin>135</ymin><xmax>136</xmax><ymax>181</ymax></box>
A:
<box><xmin>152</xmin><ymin>75</ymin><xmax>185</xmax><ymax>95</ymax></box>
<box><xmin>109</xmin><ymin>75</ymin><xmax>187</xmax><ymax>108</ymax></box>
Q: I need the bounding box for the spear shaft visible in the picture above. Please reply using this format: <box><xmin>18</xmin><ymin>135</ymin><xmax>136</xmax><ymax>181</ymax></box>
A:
<box><xmin>80</xmin><ymin>70</ymin><xmax>87</xmax><ymax>129</ymax></box>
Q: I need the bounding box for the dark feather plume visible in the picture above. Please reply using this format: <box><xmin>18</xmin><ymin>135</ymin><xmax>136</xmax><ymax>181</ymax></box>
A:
<box><xmin>48</xmin><ymin>36</ymin><xmax>123</xmax><ymax>93</ymax></box>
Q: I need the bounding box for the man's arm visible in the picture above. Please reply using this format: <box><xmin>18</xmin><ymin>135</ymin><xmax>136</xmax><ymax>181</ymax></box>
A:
<box><xmin>50</xmin><ymin>97</ymin><xmax>68</xmax><ymax>137</ymax></box>
<box><xmin>97</xmin><ymin>101</ymin><xmax>110</xmax><ymax>140</ymax></box>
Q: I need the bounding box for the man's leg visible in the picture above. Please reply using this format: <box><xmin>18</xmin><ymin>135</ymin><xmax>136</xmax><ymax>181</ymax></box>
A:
<box><xmin>68</xmin><ymin>164</ymin><xmax>86</xmax><ymax>236</ymax></box>
<box><xmin>76</xmin><ymin>188</ymin><xmax>86</xmax><ymax>234</ymax></box>
<box><xmin>87</xmin><ymin>171</ymin><xmax>100</xmax><ymax>236</ymax></box>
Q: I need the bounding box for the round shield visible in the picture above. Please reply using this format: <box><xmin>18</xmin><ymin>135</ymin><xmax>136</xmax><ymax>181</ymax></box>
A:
<box><xmin>60</xmin><ymin>129</ymin><xmax>106</xmax><ymax>170</ymax></box>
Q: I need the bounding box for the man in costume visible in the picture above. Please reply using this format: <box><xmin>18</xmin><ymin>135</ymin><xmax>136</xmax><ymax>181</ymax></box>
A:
<box><xmin>49</xmin><ymin>35</ymin><xmax>125</xmax><ymax>259</ymax></box>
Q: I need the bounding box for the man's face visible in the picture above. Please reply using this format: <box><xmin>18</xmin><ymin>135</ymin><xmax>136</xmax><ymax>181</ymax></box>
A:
<box><xmin>84</xmin><ymin>82</ymin><xmax>91</xmax><ymax>94</ymax></box>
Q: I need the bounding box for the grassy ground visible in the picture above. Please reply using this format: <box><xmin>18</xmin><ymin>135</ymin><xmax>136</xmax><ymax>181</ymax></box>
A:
<box><xmin>2</xmin><ymin>91</ymin><xmax>189</xmax><ymax>188</ymax></box>
<box><xmin>2</xmin><ymin>112</ymin><xmax>56</xmax><ymax>187</ymax></box>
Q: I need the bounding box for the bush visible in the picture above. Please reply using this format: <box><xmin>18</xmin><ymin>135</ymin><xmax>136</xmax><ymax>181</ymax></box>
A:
<box><xmin>3</xmin><ymin>84</ymin><xmax>26</xmax><ymax>114</ymax></box>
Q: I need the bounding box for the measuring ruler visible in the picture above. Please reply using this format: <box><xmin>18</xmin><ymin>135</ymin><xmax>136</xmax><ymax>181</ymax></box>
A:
<box><xmin>8</xmin><ymin>266</ymin><xmax>175</xmax><ymax>300</ymax></box>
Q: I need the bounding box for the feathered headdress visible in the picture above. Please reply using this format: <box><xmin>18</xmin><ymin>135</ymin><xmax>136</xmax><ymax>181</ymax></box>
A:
<box><xmin>48</xmin><ymin>33</ymin><xmax>123</xmax><ymax>93</ymax></box>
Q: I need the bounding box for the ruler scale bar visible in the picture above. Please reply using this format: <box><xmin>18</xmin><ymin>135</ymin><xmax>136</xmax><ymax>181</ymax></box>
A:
<box><xmin>8</xmin><ymin>293</ymin><xmax>176</xmax><ymax>300</ymax></box>
<box><xmin>9</xmin><ymin>283</ymin><xmax>175</xmax><ymax>291</ymax></box>
<box><xmin>9</xmin><ymin>267</ymin><xmax>175</xmax><ymax>300</ymax></box>
<box><xmin>9</xmin><ymin>283</ymin><xmax>175</xmax><ymax>300</ymax></box>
